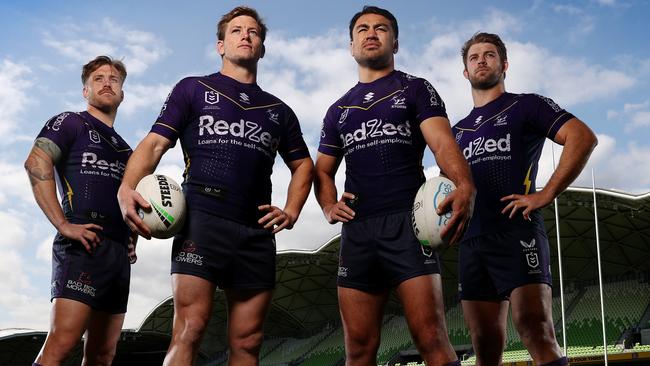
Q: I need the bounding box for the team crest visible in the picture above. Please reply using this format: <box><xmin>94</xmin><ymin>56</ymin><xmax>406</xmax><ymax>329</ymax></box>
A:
<box><xmin>495</xmin><ymin>114</ymin><xmax>508</xmax><ymax>126</ymax></box>
<box><xmin>205</xmin><ymin>91</ymin><xmax>219</xmax><ymax>105</ymax></box>
<box><xmin>89</xmin><ymin>130</ymin><xmax>101</xmax><ymax>143</ymax></box>
<box><xmin>455</xmin><ymin>130</ymin><xmax>463</xmax><ymax>142</ymax></box>
<box><xmin>338</xmin><ymin>108</ymin><xmax>350</xmax><ymax>124</ymax></box>
<box><xmin>391</xmin><ymin>94</ymin><xmax>406</xmax><ymax>109</ymax></box>
<box><xmin>266</xmin><ymin>108</ymin><xmax>279</xmax><ymax>125</ymax></box>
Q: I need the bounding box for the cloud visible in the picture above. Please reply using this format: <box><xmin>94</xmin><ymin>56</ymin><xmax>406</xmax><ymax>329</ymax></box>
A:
<box><xmin>120</xmin><ymin>82</ymin><xmax>175</xmax><ymax>117</ymax></box>
<box><xmin>43</xmin><ymin>18</ymin><xmax>170</xmax><ymax>75</ymax></box>
<box><xmin>0</xmin><ymin>60</ymin><xmax>33</xmax><ymax>141</ymax></box>
<box><xmin>607</xmin><ymin>100</ymin><xmax>650</xmax><ymax>132</ymax></box>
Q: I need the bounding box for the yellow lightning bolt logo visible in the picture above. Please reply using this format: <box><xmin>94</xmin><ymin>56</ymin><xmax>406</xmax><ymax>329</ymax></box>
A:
<box><xmin>523</xmin><ymin>165</ymin><xmax>533</xmax><ymax>195</ymax></box>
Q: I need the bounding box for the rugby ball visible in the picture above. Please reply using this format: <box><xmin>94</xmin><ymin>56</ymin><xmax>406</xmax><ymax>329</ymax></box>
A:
<box><xmin>412</xmin><ymin>176</ymin><xmax>456</xmax><ymax>250</ymax></box>
<box><xmin>135</xmin><ymin>174</ymin><xmax>186</xmax><ymax>239</ymax></box>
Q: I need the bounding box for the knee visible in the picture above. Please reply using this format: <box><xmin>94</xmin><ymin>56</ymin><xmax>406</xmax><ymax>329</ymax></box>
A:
<box><xmin>513</xmin><ymin>311</ymin><xmax>556</xmax><ymax>345</ymax></box>
<box><xmin>411</xmin><ymin>326</ymin><xmax>448</xmax><ymax>354</ymax></box>
<box><xmin>472</xmin><ymin>331</ymin><xmax>505</xmax><ymax>362</ymax></box>
<box><xmin>229</xmin><ymin>330</ymin><xmax>264</xmax><ymax>356</ymax></box>
<box><xmin>176</xmin><ymin>315</ymin><xmax>209</xmax><ymax>346</ymax></box>
<box><xmin>345</xmin><ymin>331</ymin><xmax>380</xmax><ymax>361</ymax></box>
<box><xmin>43</xmin><ymin>331</ymin><xmax>81</xmax><ymax>360</ymax></box>
<box><xmin>85</xmin><ymin>348</ymin><xmax>117</xmax><ymax>366</ymax></box>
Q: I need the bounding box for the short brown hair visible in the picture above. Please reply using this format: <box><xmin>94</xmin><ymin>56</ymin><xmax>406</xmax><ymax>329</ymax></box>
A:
<box><xmin>461</xmin><ymin>32</ymin><xmax>507</xmax><ymax>69</ymax></box>
<box><xmin>217</xmin><ymin>6</ymin><xmax>267</xmax><ymax>42</ymax></box>
<box><xmin>81</xmin><ymin>55</ymin><xmax>127</xmax><ymax>85</ymax></box>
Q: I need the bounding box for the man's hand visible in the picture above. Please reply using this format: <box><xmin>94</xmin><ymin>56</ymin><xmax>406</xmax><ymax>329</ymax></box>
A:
<box><xmin>117</xmin><ymin>185</ymin><xmax>152</xmax><ymax>239</ymax></box>
<box><xmin>127</xmin><ymin>232</ymin><xmax>138</xmax><ymax>264</ymax></box>
<box><xmin>322</xmin><ymin>192</ymin><xmax>356</xmax><ymax>224</ymax></box>
<box><xmin>436</xmin><ymin>185</ymin><xmax>475</xmax><ymax>246</ymax></box>
<box><xmin>258</xmin><ymin>205</ymin><xmax>296</xmax><ymax>234</ymax></box>
<box><xmin>500</xmin><ymin>190</ymin><xmax>553</xmax><ymax>220</ymax></box>
<box><xmin>58</xmin><ymin>221</ymin><xmax>103</xmax><ymax>254</ymax></box>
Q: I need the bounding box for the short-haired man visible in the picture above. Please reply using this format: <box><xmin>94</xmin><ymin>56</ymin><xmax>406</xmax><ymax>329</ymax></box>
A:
<box><xmin>25</xmin><ymin>55</ymin><xmax>136</xmax><ymax>366</ymax></box>
<box><xmin>454</xmin><ymin>32</ymin><xmax>597</xmax><ymax>366</ymax></box>
<box><xmin>315</xmin><ymin>6</ymin><xmax>475</xmax><ymax>366</ymax></box>
<box><xmin>117</xmin><ymin>6</ymin><xmax>313</xmax><ymax>366</ymax></box>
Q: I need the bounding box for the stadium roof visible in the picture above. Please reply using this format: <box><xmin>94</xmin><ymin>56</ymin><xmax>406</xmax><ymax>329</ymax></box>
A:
<box><xmin>3</xmin><ymin>187</ymin><xmax>649</xmax><ymax>362</ymax></box>
<box><xmin>135</xmin><ymin>186</ymin><xmax>650</xmax><ymax>360</ymax></box>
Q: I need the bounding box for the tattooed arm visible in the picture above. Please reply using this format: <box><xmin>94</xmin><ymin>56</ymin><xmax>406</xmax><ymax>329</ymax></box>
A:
<box><xmin>25</xmin><ymin>138</ymin><xmax>102</xmax><ymax>252</ymax></box>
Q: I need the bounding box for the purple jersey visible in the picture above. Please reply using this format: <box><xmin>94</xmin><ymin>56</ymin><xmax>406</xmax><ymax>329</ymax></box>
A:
<box><xmin>319</xmin><ymin>70</ymin><xmax>447</xmax><ymax>219</ymax></box>
<box><xmin>452</xmin><ymin>92</ymin><xmax>575</xmax><ymax>239</ymax></box>
<box><xmin>151</xmin><ymin>72</ymin><xmax>309</xmax><ymax>225</ymax></box>
<box><xmin>36</xmin><ymin>111</ymin><xmax>132</xmax><ymax>244</ymax></box>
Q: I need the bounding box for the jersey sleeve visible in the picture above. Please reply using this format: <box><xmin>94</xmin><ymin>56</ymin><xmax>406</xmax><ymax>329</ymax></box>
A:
<box><xmin>317</xmin><ymin>104</ymin><xmax>344</xmax><ymax>157</ymax></box>
<box><xmin>36</xmin><ymin>112</ymin><xmax>83</xmax><ymax>157</ymax></box>
<box><xmin>413</xmin><ymin>78</ymin><xmax>448</xmax><ymax>124</ymax></box>
<box><xmin>151</xmin><ymin>78</ymin><xmax>194</xmax><ymax>146</ymax></box>
<box><xmin>278</xmin><ymin>105</ymin><xmax>310</xmax><ymax>163</ymax></box>
<box><xmin>526</xmin><ymin>94</ymin><xmax>575</xmax><ymax>139</ymax></box>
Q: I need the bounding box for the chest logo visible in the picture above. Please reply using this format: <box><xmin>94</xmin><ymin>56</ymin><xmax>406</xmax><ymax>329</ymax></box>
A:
<box><xmin>391</xmin><ymin>95</ymin><xmax>406</xmax><ymax>109</ymax></box>
<box><xmin>205</xmin><ymin>91</ymin><xmax>219</xmax><ymax>105</ymax></box>
<box><xmin>89</xmin><ymin>130</ymin><xmax>101</xmax><ymax>144</ymax></box>
<box><xmin>338</xmin><ymin>108</ymin><xmax>350</xmax><ymax>124</ymax></box>
<box><xmin>363</xmin><ymin>92</ymin><xmax>375</xmax><ymax>103</ymax></box>
<box><xmin>266</xmin><ymin>108</ymin><xmax>280</xmax><ymax>125</ymax></box>
<box><xmin>474</xmin><ymin>115</ymin><xmax>483</xmax><ymax>126</ymax></box>
<box><xmin>494</xmin><ymin>114</ymin><xmax>508</xmax><ymax>126</ymax></box>
<box><xmin>239</xmin><ymin>93</ymin><xmax>250</xmax><ymax>104</ymax></box>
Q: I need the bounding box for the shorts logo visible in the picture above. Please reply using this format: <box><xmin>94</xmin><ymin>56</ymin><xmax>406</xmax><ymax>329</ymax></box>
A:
<box><xmin>338</xmin><ymin>266</ymin><xmax>348</xmax><ymax>278</ymax></box>
<box><xmin>205</xmin><ymin>91</ymin><xmax>219</xmax><ymax>105</ymax></box>
<box><xmin>175</xmin><ymin>240</ymin><xmax>203</xmax><ymax>266</ymax></box>
<box><xmin>520</xmin><ymin>239</ymin><xmax>541</xmax><ymax>273</ymax></box>
<box><xmin>66</xmin><ymin>271</ymin><xmax>96</xmax><ymax>297</ymax></box>
<box><xmin>89</xmin><ymin>130</ymin><xmax>101</xmax><ymax>143</ymax></box>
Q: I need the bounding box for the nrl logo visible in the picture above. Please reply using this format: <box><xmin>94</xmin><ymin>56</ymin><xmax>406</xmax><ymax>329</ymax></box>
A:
<box><xmin>89</xmin><ymin>130</ymin><xmax>101</xmax><ymax>144</ymax></box>
<box><xmin>455</xmin><ymin>130</ymin><xmax>463</xmax><ymax>142</ymax></box>
<box><xmin>526</xmin><ymin>253</ymin><xmax>540</xmax><ymax>268</ymax></box>
<box><xmin>205</xmin><ymin>91</ymin><xmax>219</xmax><ymax>105</ymax></box>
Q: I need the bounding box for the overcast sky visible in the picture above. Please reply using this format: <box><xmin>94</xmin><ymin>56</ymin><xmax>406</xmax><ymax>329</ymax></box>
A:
<box><xmin>1</xmin><ymin>0</ymin><xmax>649</xmax><ymax>331</ymax></box>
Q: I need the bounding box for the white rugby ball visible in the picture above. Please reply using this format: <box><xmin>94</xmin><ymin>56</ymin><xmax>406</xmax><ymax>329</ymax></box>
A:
<box><xmin>412</xmin><ymin>176</ymin><xmax>456</xmax><ymax>250</ymax></box>
<box><xmin>135</xmin><ymin>174</ymin><xmax>186</xmax><ymax>239</ymax></box>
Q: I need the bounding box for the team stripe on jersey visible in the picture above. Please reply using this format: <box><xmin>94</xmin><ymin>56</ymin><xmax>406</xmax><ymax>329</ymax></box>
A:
<box><xmin>455</xmin><ymin>101</ymin><xmax>519</xmax><ymax>132</ymax></box>
<box><xmin>338</xmin><ymin>89</ymin><xmax>403</xmax><ymax>111</ymax></box>
<box><xmin>63</xmin><ymin>176</ymin><xmax>74</xmax><ymax>211</ymax></box>
<box><xmin>154</xmin><ymin>121</ymin><xmax>179</xmax><ymax>134</ymax></box>
<box><xmin>198</xmin><ymin>81</ymin><xmax>283</xmax><ymax>111</ymax></box>
<box><xmin>546</xmin><ymin>112</ymin><xmax>571</xmax><ymax>137</ymax></box>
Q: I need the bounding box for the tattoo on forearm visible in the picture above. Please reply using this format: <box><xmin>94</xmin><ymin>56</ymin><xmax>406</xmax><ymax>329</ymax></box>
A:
<box><xmin>25</xmin><ymin>155</ymin><xmax>54</xmax><ymax>185</ymax></box>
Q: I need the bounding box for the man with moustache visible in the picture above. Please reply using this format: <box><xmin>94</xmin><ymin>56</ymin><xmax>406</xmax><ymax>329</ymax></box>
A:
<box><xmin>453</xmin><ymin>32</ymin><xmax>597</xmax><ymax>366</ymax></box>
<box><xmin>117</xmin><ymin>6</ymin><xmax>313</xmax><ymax>366</ymax></box>
<box><xmin>25</xmin><ymin>56</ymin><xmax>136</xmax><ymax>366</ymax></box>
<box><xmin>315</xmin><ymin>6</ymin><xmax>474</xmax><ymax>366</ymax></box>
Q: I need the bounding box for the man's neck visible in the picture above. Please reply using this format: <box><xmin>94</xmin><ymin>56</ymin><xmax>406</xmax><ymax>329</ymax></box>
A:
<box><xmin>471</xmin><ymin>83</ymin><xmax>506</xmax><ymax>108</ymax></box>
<box><xmin>358</xmin><ymin>64</ymin><xmax>394</xmax><ymax>83</ymax></box>
<box><xmin>86</xmin><ymin>105</ymin><xmax>116</xmax><ymax>128</ymax></box>
<box><xmin>221</xmin><ymin>59</ymin><xmax>258</xmax><ymax>84</ymax></box>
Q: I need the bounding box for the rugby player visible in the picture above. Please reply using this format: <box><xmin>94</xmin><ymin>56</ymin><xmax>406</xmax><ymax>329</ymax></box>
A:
<box><xmin>454</xmin><ymin>32</ymin><xmax>597</xmax><ymax>366</ymax></box>
<box><xmin>25</xmin><ymin>56</ymin><xmax>135</xmax><ymax>366</ymax></box>
<box><xmin>117</xmin><ymin>6</ymin><xmax>313</xmax><ymax>365</ymax></box>
<box><xmin>314</xmin><ymin>6</ymin><xmax>475</xmax><ymax>366</ymax></box>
